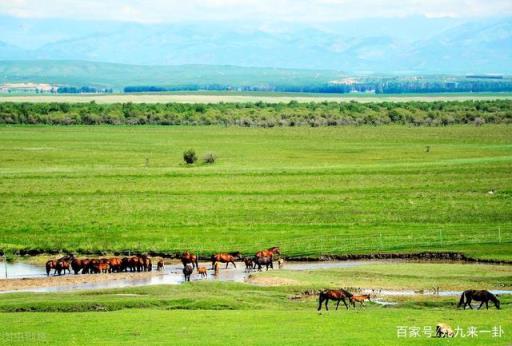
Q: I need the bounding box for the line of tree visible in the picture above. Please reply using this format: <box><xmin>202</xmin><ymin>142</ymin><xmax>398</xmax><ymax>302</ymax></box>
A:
<box><xmin>0</xmin><ymin>100</ymin><xmax>511</xmax><ymax>126</ymax></box>
<box><xmin>124</xmin><ymin>80</ymin><xmax>512</xmax><ymax>94</ymax></box>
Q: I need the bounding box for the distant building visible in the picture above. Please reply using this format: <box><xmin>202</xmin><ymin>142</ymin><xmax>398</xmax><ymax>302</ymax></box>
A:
<box><xmin>0</xmin><ymin>83</ymin><xmax>58</xmax><ymax>93</ymax></box>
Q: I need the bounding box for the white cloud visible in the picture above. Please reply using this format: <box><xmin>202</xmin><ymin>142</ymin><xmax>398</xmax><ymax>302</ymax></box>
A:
<box><xmin>0</xmin><ymin>0</ymin><xmax>510</xmax><ymax>23</ymax></box>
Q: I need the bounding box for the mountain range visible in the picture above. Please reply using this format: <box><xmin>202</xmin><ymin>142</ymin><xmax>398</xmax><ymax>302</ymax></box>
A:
<box><xmin>0</xmin><ymin>16</ymin><xmax>511</xmax><ymax>74</ymax></box>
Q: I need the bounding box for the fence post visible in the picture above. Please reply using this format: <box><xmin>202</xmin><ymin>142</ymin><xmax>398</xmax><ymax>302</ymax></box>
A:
<box><xmin>498</xmin><ymin>227</ymin><xmax>501</xmax><ymax>243</ymax></box>
<box><xmin>439</xmin><ymin>230</ymin><xmax>443</xmax><ymax>246</ymax></box>
<box><xmin>380</xmin><ymin>233</ymin><xmax>383</xmax><ymax>250</ymax></box>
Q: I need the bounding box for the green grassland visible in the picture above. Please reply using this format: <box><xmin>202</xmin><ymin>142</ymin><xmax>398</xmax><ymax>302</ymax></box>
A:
<box><xmin>0</xmin><ymin>125</ymin><xmax>511</xmax><ymax>259</ymax></box>
<box><xmin>0</xmin><ymin>263</ymin><xmax>510</xmax><ymax>345</ymax></box>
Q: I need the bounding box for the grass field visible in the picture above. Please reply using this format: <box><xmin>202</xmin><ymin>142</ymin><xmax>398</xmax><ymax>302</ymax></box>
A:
<box><xmin>1</xmin><ymin>91</ymin><xmax>512</xmax><ymax>104</ymax></box>
<box><xmin>0</xmin><ymin>125</ymin><xmax>511</xmax><ymax>259</ymax></box>
<box><xmin>0</xmin><ymin>263</ymin><xmax>510</xmax><ymax>345</ymax></box>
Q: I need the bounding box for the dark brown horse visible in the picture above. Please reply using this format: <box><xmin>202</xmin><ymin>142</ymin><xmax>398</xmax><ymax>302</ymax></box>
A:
<box><xmin>183</xmin><ymin>264</ymin><xmax>194</xmax><ymax>282</ymax></box>
<box><xmin>318</xmin><ymin>289</ymin><xmax>353</xmax><ymax>311</ymax></box>
<box><xmin>81</xmin><ymin>259</ymin><xmax>91</xmax><ymax>274</ymax></box>
<box><xmin>181</xmin><ymin>251</ymin><xmax>199</xmax><ymax>271</ymax></box>
<box><xmin>254</xmin><ymin>256</ymin><xmax>273</xmax><ymax>271</ymax></box>
<box><xmin>256</xmin><ymin>247</ymin><xmax>281</xmax><ymax>259</ymax></box>
<box><xmin>458</xmin><ymin>290</ymin><xmax>500</xmax><ymax>310</ymax></box>
<box><xmin>211</xmin><ymin>253</ymin><xmax>239</xmax><ymax>269</ymax></box>
<box><xmin>156</xmin><ymin>259</ymin><xmax>164</xmax><ymax>271</ymax></box>
<box><xmin>45</xmin><ymin>260</ymin><xmax>56</xmax><ymax>276</ymax></box>
<box><xmin>71</xmin><ymin>258</ymin><xmax>85</xmax><ymax>274</ymax></box>
<box><xmin>55</xmin><ymin>260</ymin><xmax>71</xmax><ymax>276</ymax></box>
<box><xmin>243</xmin><ymin>257</ymin><xmax>255</xmax><ymax>272</ymax></box>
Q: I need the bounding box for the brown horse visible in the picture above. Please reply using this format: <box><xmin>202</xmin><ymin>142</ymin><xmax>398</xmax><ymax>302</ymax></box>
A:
<box><xmin>256</xmin><ymin>247</ymin><xmax>281</xmax><ymax>259</ymax></box>
<box><xmin>198</xmin><ymin>266</ymin><xmax>208</xmax><ymax>278</ymax></box>
<box><xmin>55</xmin><ymin>260</ymin><xmax>71</xmax><ymax>276</ymax></box>
<box><xmin>350</xmin><ymin>294</ymin><xmax>371</xmax><ymax>308</ymax></box>
<box><xmin>318</xmin><ymin>289</ymin><xmax>353</xmax><ymax>311</ymax></box>
<box><xmin>128</xmin><ymin>256</ymin><xmax>143</xmax><ymax>272</ymax></box>
<box><xmin>181</xmin><ymin>251</ymin><xmax>199</xmax><ymax>271</ymax></box>
<box><xmin>211</xmin><ymin>253</ymin><xmax>239</xmax><ymax>269</ymax></box>
<box><xmin>45</xmin><ymin>260</ymin><xmax>56</xmax><ymax>276</ymax></box>
<box><xmin>109</xmin><ymin>258</ymin><xmax>122</xmax><ymax>273</ymax></box>
<box><xmin>141</xmin><ymin>255</ymin><xmax>152</xmax><ymax>272</ymax></box>
<box><xmin>156</xmin><ymin>259</ymin><xmax>165</xmax><ymax>271</ymax></box>
<box><xmin>458</xmin><ymin>290</ymin><xmax>500</xmax><ymax>310</ymax></box>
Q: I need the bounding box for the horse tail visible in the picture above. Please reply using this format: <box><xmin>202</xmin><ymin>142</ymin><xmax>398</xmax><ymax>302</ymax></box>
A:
<box><xmin>458</xmin><ymin>291</ymin><xmax>466</xmax><ymax>308</ymax></box>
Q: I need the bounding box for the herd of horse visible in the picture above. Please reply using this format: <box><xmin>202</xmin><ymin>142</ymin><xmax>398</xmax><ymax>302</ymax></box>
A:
<box><xmin>180</xmin><ymin>247</ymin><xmax>283</xmax><ymax>279</ymax></box>
<box><xmin>44</xmin><ymin>246</ymin><xmax>283</xmax><ymax>277</ymax></box>
<box><xmin>45</xmin><ymin>254</ymin><xmax>164</xmax><ymax>276</ymax></box>
<box><xmin>45</xmin><ymin>248</ymin><xmax>502</xmax><ymax>315</ymax></box>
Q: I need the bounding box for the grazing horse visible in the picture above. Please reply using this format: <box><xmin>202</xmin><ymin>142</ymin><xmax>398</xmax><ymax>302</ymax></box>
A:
<box><xmin>254</xmin><ymin>256</ymin><xmax>273</xmax><ymax>271</ymax></box>
<box><xmin>243</xmin><ymin>257</ymin><xmax>255</xmax><ymax>272</ymax></box>
<box><xmin>183</xmin><ymin>264</ymin><xmax>194</xmax><ymax>282</ymax></box>
<box><xmin>55</xmin><ymin>260</ymin><xmax>71</xmax><ymax>276</ymax></box>
<box><xmin>181</xmin><ymin>251</ymin><xmax>199</xmax><ymax>271</ymax></box>
<box><xmin>350</xmin><ymin>294</ymin><xmax>371</xmax><ymax>308</ymax></box>
<box><xmin>458</xmin><ymin>290</ymin><xmax>500</xmax><ymax>310</ymax></box>
<box><xmin>211</xmin><ymin>253</ymin><xmax>239</xmax><ymax>269</ymax></box>
<box><xmin>318</xmin><ymin>289</ymin><xmax>353</xmax><ymax>311</ymax></box>
<box><xmin>436</xmin><ymin>323</ymin><xmax>454</xmax><ymax>338</ymax></box>
<box><xmin>156</xmin><ymin>260</ymin><xmax>164</xmax><ymax>271</ymax></box>
<box><xmin>45</xmin><ymin>260</ymin><xmax>56</xmax><ymax>276</ymax></box>
<box><xmin>198</xmin><ymin>266</ymin><xmax>208</xmax><ymax>278</ymax></box>
<box><xmin>256</xmin><ymin>247</ymin><xmax>281</xmax><ymax>259</ymax></box>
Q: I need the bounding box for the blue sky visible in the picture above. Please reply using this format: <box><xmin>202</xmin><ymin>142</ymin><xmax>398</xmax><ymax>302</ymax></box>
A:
<box><xmin>1</xmin><ymin>0</ymin><xmax>511</xmax><ymax>23</ymax></box>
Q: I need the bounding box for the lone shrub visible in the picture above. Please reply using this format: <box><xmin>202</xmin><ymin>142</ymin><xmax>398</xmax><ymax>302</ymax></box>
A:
<box><xmin>183</xmin><ymin>149</ymin><xmax>197</xmax><ymax>164</ymax></box>
<box><xmin>203</xmin><ymin>152</ymin><xmax>217</xmax><ymax>164</ymax></box>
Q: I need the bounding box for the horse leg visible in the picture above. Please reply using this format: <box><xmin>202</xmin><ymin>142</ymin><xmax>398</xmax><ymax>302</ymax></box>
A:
<box><xmin>343</xmin><ymin>298</ymin><xmax>349</xmax><ymax>310</ymax></box>
<box><xmin>232</xmin><ymin>261</ymin><xmax>236</xmax><ymax>269</ymax></box>
<box><xmin>478</xmin><ymin>301</ymin><xmax>484</xmax><ymax>310</ymax></box>
<box><xmin>336</xmin><ymin>300</ymin><xmax>341</xmax><ymax>311</ymax></box>
<box><xmin>325</xmin><ymin>299</ymin><xmax>329</xmax><ymax>311</ymax></box>
<box><xmin>485</xmin><ymin>300</ymin><xmax>489</xmax><ymax>310</ymax></box>
<box><xmin>318</xmin><ymin>295</ymin><xmax>324</xmax><ymax>311</ymax></box>
<box><xmin>225</xmin><ymin>262</ymin><xmax>229</xmax><ymax>269</ymax></box>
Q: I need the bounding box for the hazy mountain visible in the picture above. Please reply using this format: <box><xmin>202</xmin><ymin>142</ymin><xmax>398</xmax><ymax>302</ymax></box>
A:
<box><xmin>0</xmin><ymin>16</ymin><xmax>510</xmax><ymax>73</ymax></box>
<box><xmin>0</xmin><ymin>60</ymin><xmax>344</xmax><ymax>89</ymax></box>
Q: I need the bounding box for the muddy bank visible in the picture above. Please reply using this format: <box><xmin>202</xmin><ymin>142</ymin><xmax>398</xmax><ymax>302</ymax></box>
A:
<box><xmin>4</xmin><ymin>250</ymin><xmax>511</xmax><ymax>265</ymax></box>
<box><xmin>0</xmin><ymin>271</ymin><xmax>163</xmax><ymax>293</ymax></box>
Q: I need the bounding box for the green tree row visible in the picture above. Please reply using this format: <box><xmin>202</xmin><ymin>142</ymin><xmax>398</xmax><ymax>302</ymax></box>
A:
<box><xmin>0</xmin><ymin>100</ymin><xmax>511</xmax><ymax>126</ymax></box>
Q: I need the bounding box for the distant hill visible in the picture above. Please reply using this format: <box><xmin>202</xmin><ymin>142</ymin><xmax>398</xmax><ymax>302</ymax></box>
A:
<box><xmin>0</xmin><ymin>60</ymin><xmax>344</xmax><ymax>89</ymax></box>
<box><xmin>0</xmin><ymin>16</ymin><xmax>511</xmax><ymax>74</ymax></box>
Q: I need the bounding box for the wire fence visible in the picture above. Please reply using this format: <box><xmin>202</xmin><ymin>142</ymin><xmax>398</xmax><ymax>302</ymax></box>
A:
<box><xmin>159</xmin><ymin>226</ymin><xmax>512</xmax><ymax>259</ymax></box>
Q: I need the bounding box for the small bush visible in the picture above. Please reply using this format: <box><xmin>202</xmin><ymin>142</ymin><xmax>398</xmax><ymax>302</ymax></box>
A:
<box><xmin>183</xmin><ymin>149</ymin><xmax>197</xmax><ymax>164</ymax></box>
<box><xmin>203</xmin><ymin>152</ymin><xmax>217</xmax><ymax>164</ymax></box>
